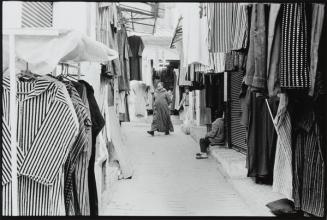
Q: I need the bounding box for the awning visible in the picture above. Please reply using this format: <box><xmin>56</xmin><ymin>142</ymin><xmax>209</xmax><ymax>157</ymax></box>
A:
<box><xmin>169</xmin><ymin>16</ymin><xmax>182</xmax><ymax>49</ymax></box>
<box><xmin>3</xmin><ymin>29</ymin><xmax>119</xmax><ymax>74</ymax></box>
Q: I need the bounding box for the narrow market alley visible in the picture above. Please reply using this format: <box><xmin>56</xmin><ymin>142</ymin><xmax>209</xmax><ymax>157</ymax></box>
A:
<box><xmin>101</xmin><ymin>120</ymin><xmax>253</xmax><ymax>216</ymax></box>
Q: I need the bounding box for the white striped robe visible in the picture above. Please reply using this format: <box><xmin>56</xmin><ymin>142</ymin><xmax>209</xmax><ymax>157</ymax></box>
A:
<box><xmin>2</xmin><ymin>76</ymin><xmax>79</xmax><ymax>216</ymax></box>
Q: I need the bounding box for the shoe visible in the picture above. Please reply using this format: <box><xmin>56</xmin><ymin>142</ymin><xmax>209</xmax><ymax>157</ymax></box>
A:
<box><xmin>147</xmin><ymin>131</ymin><xmax>154</xmax><ymax>136</ymax></box>
<box><xmin>165</xmin><ymin>131</ymin><xmax>169</xmax><ymax>135</ymax></box>
<box><xmin>196</xmin><ymin>153</ymin><xmax>208</xmax><ymax>159</ymax></box>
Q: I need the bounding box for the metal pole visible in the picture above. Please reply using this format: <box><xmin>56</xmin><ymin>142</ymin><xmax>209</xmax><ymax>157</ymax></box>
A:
<box><xmin>9</xmin><ymin>33</ymin><xmax>18</xmax><ymax>216</ymax></box>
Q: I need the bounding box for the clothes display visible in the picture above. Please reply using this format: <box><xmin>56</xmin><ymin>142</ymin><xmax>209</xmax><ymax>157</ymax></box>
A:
<box><xmin>235</xmin><ymin>3</ymin><xmax>326</xmax><ymax>217</ymax></box>
<box><xmin>128</xmin><ymin>35</ymin><xmax>145</xmax><ymax>81</ymax></box>
<box><xmin>99</xmin><ymin>74</ymin><xmax>133</xmax><ymax>179</ymax></box>
<box><xmin>2</xmin><ymin>75</ymin><xmax>80</xmax><ymax>216</ymax></box>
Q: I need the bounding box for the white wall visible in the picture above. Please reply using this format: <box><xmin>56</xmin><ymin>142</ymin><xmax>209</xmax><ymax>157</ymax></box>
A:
<box><xmin>2</xmin><ymin>1</ymin><xmax>23</xmax><ymax>28</ymax></box>
<box><xmin>53</xmin><ymin>2</ymin><xmax>86</xmax><ymax>35</ymax></box>
<box><xmin>53</xmin><ymin>2</ymin><xmax>102</xmax><ymax>95</ymax></box>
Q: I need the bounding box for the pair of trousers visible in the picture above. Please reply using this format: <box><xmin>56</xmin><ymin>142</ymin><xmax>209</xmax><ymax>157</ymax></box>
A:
<box><xmin>200</xmin><ymin>137</ymin><xmax>210</xmax><ymax>153</ymax></box>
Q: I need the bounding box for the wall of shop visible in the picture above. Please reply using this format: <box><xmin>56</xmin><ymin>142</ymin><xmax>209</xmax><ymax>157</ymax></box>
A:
<box><xmin>3</xmin><ymin>2</ymin><xmax>23</xmax><ymax>29</ymax></box>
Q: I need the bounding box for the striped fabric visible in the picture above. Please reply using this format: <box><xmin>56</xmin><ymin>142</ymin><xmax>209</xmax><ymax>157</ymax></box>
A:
<box><xmin>70</xmin><ymin>84</ymin><xmax>93</xmax><ymax>215</ymax></box>
<box><xmin>231</xmin><ymin>4</ymin><xmax>248</xmax><ymax>50</ymax></box>
<box><xmin>280</xmin><ymin>3</ymin><xmax>310</xmax><ymax>89</ymax></box>
<box><xmin>63</xmin><ymin>83</ymin><xmax>92</xmax><ymax>215</ymax></box>
<box><xmin>2</xmin><ymin>76</ymin><xmax>79</xmax><ymax>216</ymax></box>
<box><xmin>209</xmin><ymin>52</ymin><xmax>226</xmax><ymax>73</ymax></box>
<box><xmin>272</xmin><ymin>94</ymin><xmax>293</xmax><ymax>200</ymax></box>
<box><xmin>206</xmin><ymin>3</ymin><xmax>248</xmax><ymax>53</ymax></box>
<box><xmin>293</xmin><ymin>110</ymin><xmax>325</xmax><ymax>217</ymax></box>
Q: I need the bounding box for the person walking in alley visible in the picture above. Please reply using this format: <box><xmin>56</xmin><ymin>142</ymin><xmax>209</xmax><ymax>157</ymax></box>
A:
<box><xmin>196</xmin><ymin>115</ymin><xmax>225</xmax><ymax>159</ymax></box>
<box><xmin>147</xmin><ymin>82</ymin><xmax>174</xmax><ymax>136</ymax></box>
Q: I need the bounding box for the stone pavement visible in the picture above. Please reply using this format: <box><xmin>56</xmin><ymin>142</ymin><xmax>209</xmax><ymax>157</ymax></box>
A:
<box><xmin>100</xmin><ymin>122</ymin><xmax>256</xmax><ymax>216</ymax></box>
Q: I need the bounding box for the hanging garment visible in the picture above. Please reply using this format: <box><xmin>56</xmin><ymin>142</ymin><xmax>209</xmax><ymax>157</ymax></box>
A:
<box><xmin>309</xmin><ymin>4</ymin><xmax>325</xmax><ymax>96</ymax></box>
<box><xmin>118</xmin><ymin>91</ymin><xmax>126</xmax><ymax>121</ymax></box>
<box><xmin>210</xmin><ymin>52</ymin><xmax>225</xmax><ymax>73</ymax></box>
<box><xmin>175</xmin><ymin>40</ymin><xmax>192</xmax><ymax>86</ymax></box>
<box><xmin>246</xmin><ymin>93</ymin><xmax>278</xmax><ymax>182</ymax></box>
<box><xmin>129</xmin><ymin>80</ymin><xmax>147</xmax><ymax>118</ymax></box>
<box><xmin>267</xmin><ymin>4</ymin><xmax>282</xmax><ymax>97</ymax></box>
<box><xmin>128</xmin><ymin>35</ymin><xmax>144</xmax><ymax>81</ymax></box>
<box><xmin>151</xmin><ymin>88</ymin><xmax>174</xmax><ymax>132</ymax></box>
<box><xmin>182</xmin><ymin>3</ymin><xmax>209</xmax><ymax>66</ymax></box>
<box><xmin>79</xmin><ymin>80</ymin><xmax>105</xmax><ymax>216</ymax></box>
<box><xmin>290</xmin><ymin>96</ymin><xmax>325</xmax><ymax>217</ymax></box>
<box><xmin>272</xmin><ymin>93</ymin><xmax>293</xmax><ymax>201</ymax></box>
<box><xmin>205</xmin><ymin>74</ymin><xmax>224</xmax><ymax>120</ymax></box>
<box><xmin>107</xmin><ymin>106</ymin><xmax>134</xmax><ymax>178</ymax></box>
<box><xmin>231</xmin><ymin>4</ymin><xmax>249</xmax><ymax>50</ymax></box>
<box><xmin>245</xmin><ymin>3</ymin><xmax>269</xmax><ymax>92</ymax></box>
<box><xmin>94</xmin><ymin>130</ymin><xmax>108</xmax><ymax>213</ymax></box>
<box><xmin>206</xmin><ymin>3</ymin><xmax>240</xmax><ymax>53</ymax></box>
<box><xmin>280</xmin><ymin>3</ymin><xmax>310</xmax><ymax>89</ymax></box>
<box><xmin>118</xmin><ymin>25</ymin><xmax>131</xmax><ymax>91</ymax></box>
<box><xmin>173</xmin><ymin>69</ymin><xmax>181</xmax><ymax>110</ymax></box>
<box><xmin>97</xmin><ymin>3</ymin><xmax>121</xmax><ymax>77</ymax></box>
<box><xmin>99</xmin><ymin>77</ymin><xmax>133</xmax><ymax>179</ymax></box>
<box><xmin>63</xmin><ymin>82</ymin><xmax>92</xmax><ymax>216</ymax></box>
<box><xmin>2</xmin><ymin>76</ymin><xmax>79</xmax><ymax>216</ymax></box>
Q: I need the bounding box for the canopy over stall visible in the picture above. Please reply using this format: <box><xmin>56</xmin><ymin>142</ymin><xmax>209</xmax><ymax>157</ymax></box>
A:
<box><xmin>3</xmin><ymin>29</ymin><xmax>118</xmax><ymax>74</ymax></box>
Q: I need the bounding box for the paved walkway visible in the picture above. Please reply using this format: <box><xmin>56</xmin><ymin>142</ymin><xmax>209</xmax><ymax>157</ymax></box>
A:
<box><xmin>101</xmin><ymin>122</ymin><xmax>253</xmax><ymax>216</ymax></box>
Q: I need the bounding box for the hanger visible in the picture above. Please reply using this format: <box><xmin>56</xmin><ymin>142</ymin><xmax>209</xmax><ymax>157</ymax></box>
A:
<box><xmin>18</xmin><ymin>62</ymin><xmax>37</xmax><ymax>80</ymax></box>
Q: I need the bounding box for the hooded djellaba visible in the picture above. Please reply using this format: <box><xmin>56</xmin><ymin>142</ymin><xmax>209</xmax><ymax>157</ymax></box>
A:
<box><xmin>147</xmin><ymin>82</ymin><xmax>174</xmax><ymax>136</ymax></box>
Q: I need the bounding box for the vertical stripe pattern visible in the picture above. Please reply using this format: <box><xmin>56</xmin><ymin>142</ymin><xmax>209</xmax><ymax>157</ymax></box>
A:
<box><xmin>67</xmin><ymin>84</ymin><xmax>93</xmax><ymax>215</ymax></box>
<box><xmin>63</xmin><ymin>83</ymin><xmax>91</xmax><ymax>215</ymax></box>
<box><xmin>272</xmin><ymin>94</ymin><xmax>293</xmax><ymax>200</ymax></box>
<box><xmin>2</xmin><ymin>76</ymin><xmax>79</xmax><ymax>215</ymax></box>
<box><xmin>293</xmin><ymin>110</ymin><xmax>325</xmax><ymax>217</ymax></box>
<box><xmin>207</xmin><ymin>3</ymin><xmax>247</xmax><ymax>53</ymax></box>
<box><xmin>280</xmin><ymin>3</ymin><xmax>310</xmax><ymax>89</ymax></box>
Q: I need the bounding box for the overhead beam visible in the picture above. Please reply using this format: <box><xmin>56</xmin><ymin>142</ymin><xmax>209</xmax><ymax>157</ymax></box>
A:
<box><xmin>131</xmin><ymin>21</ymin><xmax>155</xmax><ymax>26</ymax></box>
<box><xmin>118</xmin><ymin>5</ymin><xmax>154</xmax><ymax>17</ymax></box>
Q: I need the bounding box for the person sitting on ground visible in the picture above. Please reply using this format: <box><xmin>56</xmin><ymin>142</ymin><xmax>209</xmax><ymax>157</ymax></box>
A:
<box><xmin>196</xmin><ymin>115</ymin><xmax>225</xmax><ymax>159</ymax></box>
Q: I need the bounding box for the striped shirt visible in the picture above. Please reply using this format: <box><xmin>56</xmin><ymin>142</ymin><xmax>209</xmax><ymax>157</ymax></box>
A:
<box><xmin>2</xmin><ymin>76</ymin><xmax>79</xmax><ymax>216</ymax></box>
<box><xmin>63</xmin><ymin>82</ymin><xmax>92</xmax><ymax>216</ymax></box>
